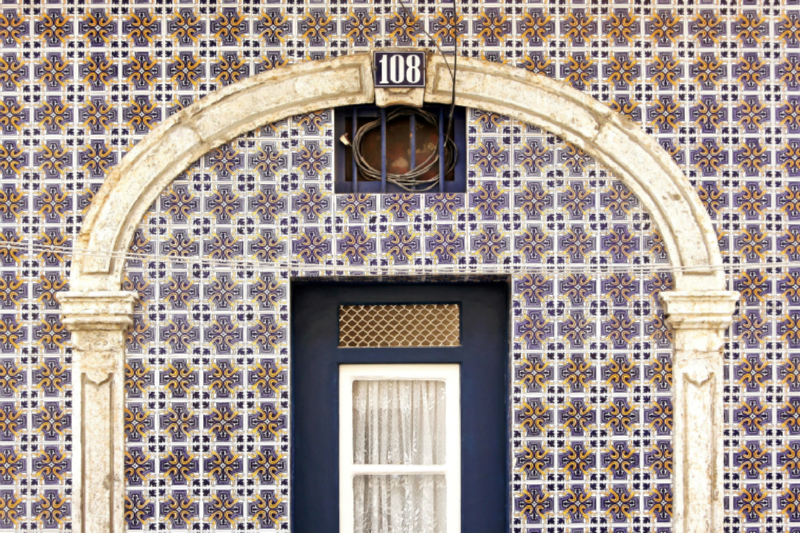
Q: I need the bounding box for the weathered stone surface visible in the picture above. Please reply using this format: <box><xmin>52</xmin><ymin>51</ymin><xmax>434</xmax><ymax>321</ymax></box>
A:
<box><xmin>72</xmin><ymin>53</ymin><xmax>723</xmax><ymax>293</ymax></box>
<box><xmin>660</xmin><ymin>291</ymin><xmax>740</xmax><ymax>533</ymax></box>
<box><xmin>422</xmin><ymin>54</ymin><xmax>724</xmax><ymax>292</ymax></box>
<box><xmin>71</xmin><ymin>54</ymin><xmax>375</xmax><ymax>292</ymax></box>
<box><xmin>375</xmin><ymin>86</ymin><xmax>425</xmax><ymax>107</ymax></box>
<box><xmin>60</xmin><ymin>55</ymin><xmax>738</xmax><ymax>533</ymax></box>
<box><xmin>57</xmin><ymin>292</ymin><xmax>136</xmax><ymax>533</ymax></box>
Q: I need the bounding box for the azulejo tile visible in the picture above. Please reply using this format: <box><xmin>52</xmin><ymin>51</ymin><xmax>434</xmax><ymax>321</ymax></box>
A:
<box><xmin>0</xmin><ymin>1</ymin><xmax>794</xmax><ymax>531</ymax></box>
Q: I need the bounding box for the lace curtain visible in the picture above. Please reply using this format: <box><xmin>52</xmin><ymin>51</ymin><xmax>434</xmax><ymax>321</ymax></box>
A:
<box><xmin>352</xmin><ymin>380</ymin><xmax>447</xmax><ymax>533</ymax></box>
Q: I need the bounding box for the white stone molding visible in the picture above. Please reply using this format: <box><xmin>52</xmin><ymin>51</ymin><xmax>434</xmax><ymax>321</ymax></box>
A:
<box><xmin>71</xmin><ymin>55</ymin><xmax>376</xmax><ymax>293</ymax></box>
<box><xmin>374</xmin><ymin>85</ymin><xmax>425</xmax><ymax>108</ymax></box>
<box><xmin>659</xmin><ymin>291</ymin><xmax>740</xmax><ymax>533</ymax></box>
<box><xmin>70</xmin><ymin>53</ymin><xmax>722</xmax><ymax>293</ymax></box>
<box><xmin>56</xmin><ymin>292</ymin><xmax>137</xmax><ymax>533</ymax></box>
<box><xmin>423</xmin><ymin>55</ymin><xmax>723</xmax><ymax>293</ymax></box>
<box><xmin>57</xmin><ymin>53</ymin><xmax>740</xmax><ymax>533</ymax></box>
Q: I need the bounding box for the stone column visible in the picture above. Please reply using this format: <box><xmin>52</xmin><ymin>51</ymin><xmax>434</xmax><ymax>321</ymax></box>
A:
<box><xmin>57</xmin><ymin>292</ymin><xmax>137</xmax><ymax>533</ymax></box>
<box><xmin>659</xmin><ymin>290</ymin><xmax>739</xmax><ymax>533</ymax></box>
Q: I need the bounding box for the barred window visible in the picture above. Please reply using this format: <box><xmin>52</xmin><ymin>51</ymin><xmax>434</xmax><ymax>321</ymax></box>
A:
<box><xmin>335</xmin><ymin>105</ymin><xmax>467</xmax><ymax>194</ymax></box>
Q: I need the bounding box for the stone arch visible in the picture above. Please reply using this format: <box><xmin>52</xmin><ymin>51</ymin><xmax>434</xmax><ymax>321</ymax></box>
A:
<box><xmin>58</xmin><ymin>53</ymin><xmax>739</xmax><ymax>533</ymax></box>
<box><xmin>70</xmin><ymin>54</ymin><xmax>719</xmax><ymax>293</ymax></box>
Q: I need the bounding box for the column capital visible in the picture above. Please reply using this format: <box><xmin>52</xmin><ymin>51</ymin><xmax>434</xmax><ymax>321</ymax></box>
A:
<box><xmin>659</xmin><ymin>290</ymin><xmax>740</xmax><ymax>330</ymax></box>
<box><xmin>57</xmin><ymin>291</ymin><xmax>137</xmax><ymax>331</ymax></box>
<box><xmin>659</xmin><ymin>290</ymin><xmax>740</xmax><ymax>355</ymax></box>
<box><xmin>57</xmin><ymin>291</ymin><xmax>137</xmax><ymax>383</ymax></box>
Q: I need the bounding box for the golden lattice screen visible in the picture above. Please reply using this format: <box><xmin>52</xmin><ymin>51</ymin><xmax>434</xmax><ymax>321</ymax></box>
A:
<box><xmin>338</xmin><ymin>304</ymin><xmax>460</xmax><ymax>347</ymax></box>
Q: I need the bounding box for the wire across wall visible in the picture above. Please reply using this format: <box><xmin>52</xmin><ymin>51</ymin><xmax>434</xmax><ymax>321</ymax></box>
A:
<box><xmin>5</xmin><ymin>241</ymin><xmax>784</xmax><ymax>278</ymax></box>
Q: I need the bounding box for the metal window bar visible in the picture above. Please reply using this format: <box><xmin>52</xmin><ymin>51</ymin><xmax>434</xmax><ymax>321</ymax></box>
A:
<box><xmin>336</xmin><ymin>105</ymin><xmax>465</xmax><ymax>194</ymax></box>
<box><xmin>360</xmin><ymin>107</ymin><xmax>444</xmax><ymax>193</ymax></box>
<box><xmin>410</xmin><ymin>114</ymin><xmax>416</xmax><ymax>191</ymax></box>
<box><xmin>352</xmin><ymin>107</ymin><xmax>358</xmax><ymax>193</ymax></box>
<box><xmin>439</xmin><ymin>107</ymin><xmax>445</xmax><ymax>193</ymax></box>
<box><xmin>380</xmin><ymin>107</ymin><xmax>387</xmax><ymax>193</ymax></box>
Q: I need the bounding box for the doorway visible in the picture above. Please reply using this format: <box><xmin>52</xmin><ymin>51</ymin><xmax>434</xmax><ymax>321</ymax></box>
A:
<box><xmin>291</xmin><ymin>281</ymin><xmax>510</xmax><ymax>533</ymax></box>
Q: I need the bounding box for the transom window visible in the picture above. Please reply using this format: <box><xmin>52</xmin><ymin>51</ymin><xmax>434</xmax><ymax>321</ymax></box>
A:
<box><xmin>334</xmin><ymin>105</ymin><xmax>467</xmax><ymax>194</ymax></box>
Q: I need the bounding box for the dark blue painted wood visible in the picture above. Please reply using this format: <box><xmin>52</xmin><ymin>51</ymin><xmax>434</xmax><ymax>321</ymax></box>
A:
<box><xmin>291</xmin><ymin>281</ymin><xmax>510</xmax><ymax>533</ymax></box>
<box><xmin>444</xmin><ymin>107</ymin><xmax>467</xmax><ymax>194</ymax></box>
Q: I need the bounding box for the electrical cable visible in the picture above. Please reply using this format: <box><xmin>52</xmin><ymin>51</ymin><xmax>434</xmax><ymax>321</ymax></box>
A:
<box><xmin>4</xmin><ymin>240</ymin><xmax>789</xmax><ymax>278</ymax></box>
<box><xmin>395</xmin><ymin>0</ymin><xmax>459</xmax><ymax>180</ymax></box>
<box><xmin>446</xmin><ymin>2</ymin><xmax>459</xmax><ymax>150</ymax></box>
<box><xmin>348</xmin><ymin>107</ymin><xmax>457</xmax><ymax>192</ymax></box>
<box><xmin>396</xmin><ymin>0</ymin><xmax>456</xmax><ymax>80</ymax></box>
<box><xmin>346</xmin><ymin>2</ymin><xmax>462</xmax><ymax>193</ymax></box>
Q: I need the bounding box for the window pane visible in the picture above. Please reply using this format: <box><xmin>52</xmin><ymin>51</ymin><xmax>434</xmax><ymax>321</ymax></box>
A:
<box><xmin>353</xmin><ymin>380</ymin><xmax>446</xmax><ymax>465</ymax></box>
<box><xmin>339</xmin><ymin>304</ymin><xmax>460</xmax><ymax>347</ymax></box>
<box><xmin>354</xmin><ymin>475</ymin><xmax>446</xmax><ymax>533</ymax></box>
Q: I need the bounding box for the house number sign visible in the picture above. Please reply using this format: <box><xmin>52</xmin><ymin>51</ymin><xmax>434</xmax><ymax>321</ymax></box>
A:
<box><xmin>373</xmin><ymin>51</ymin><xmax>426</xmax><ymax>88</ymax></box>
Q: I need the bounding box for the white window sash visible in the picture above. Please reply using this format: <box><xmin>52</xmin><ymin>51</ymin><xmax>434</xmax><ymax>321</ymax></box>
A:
<box><xmin>339</xmin><ymin>364</ymin><xmax>461</xmax><ymax>533</ymax></box>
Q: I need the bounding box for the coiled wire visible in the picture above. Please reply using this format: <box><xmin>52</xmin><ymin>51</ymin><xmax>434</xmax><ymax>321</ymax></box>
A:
<box><xmin>350</xmin><ymin>107</ymin><xmax>458</xmax><ymax>192</ymax></box>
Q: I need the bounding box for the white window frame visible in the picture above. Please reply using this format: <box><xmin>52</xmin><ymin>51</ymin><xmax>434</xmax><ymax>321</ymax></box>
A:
<box><xmin>339</xmin><ymin>364</ymin><xmax>461</xmax><ymax>533</ymax></box>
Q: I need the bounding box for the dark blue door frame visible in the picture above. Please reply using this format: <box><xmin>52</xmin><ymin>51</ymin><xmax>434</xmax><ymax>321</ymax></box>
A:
<box><xmin>291</xmin><ymin>281</ymin><xmax>510</xmax><ymax>533</ymax></box>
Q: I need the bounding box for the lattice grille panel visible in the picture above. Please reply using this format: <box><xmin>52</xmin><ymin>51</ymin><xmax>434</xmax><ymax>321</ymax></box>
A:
<box><xmin>339</xmin><ymin>304</ymin><xmax>460</xmax><ymax>347</ymax></box>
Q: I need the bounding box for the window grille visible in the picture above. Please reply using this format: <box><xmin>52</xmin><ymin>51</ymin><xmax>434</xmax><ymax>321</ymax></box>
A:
<box><xmin>334</xmin><ymin>105</ymin><xmax>467</xmax><ymax>194</ymax></box>
<box><xmin>339</xmin><ymin>303</ymin><xmax>461</xmax><ymax>348</ymax></box>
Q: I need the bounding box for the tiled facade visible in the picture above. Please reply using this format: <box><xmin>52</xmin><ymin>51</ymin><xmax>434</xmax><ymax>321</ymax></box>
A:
<box><xmin>123</xmin><ymin>116</ymin><xmax>673</xmax><ymax>531</ymax></box>
<box><xmin>0</xmin><ymin>1</ymin><xmax>796</xmax><ymax>533</ymax></box>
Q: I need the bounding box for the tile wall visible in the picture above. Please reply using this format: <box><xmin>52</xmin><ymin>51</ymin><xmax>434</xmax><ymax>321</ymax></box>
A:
<box><xmin>0</xmin><ymin>2</ymin><xmax>794</xmax><ymax>532</ymax></box>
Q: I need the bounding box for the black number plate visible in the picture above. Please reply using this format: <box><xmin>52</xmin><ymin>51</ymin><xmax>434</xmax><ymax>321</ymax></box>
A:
<box><xmin>373</xmin><ymin>51</ymin><xmax>426</xmax><ymax>88</ymax></box>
